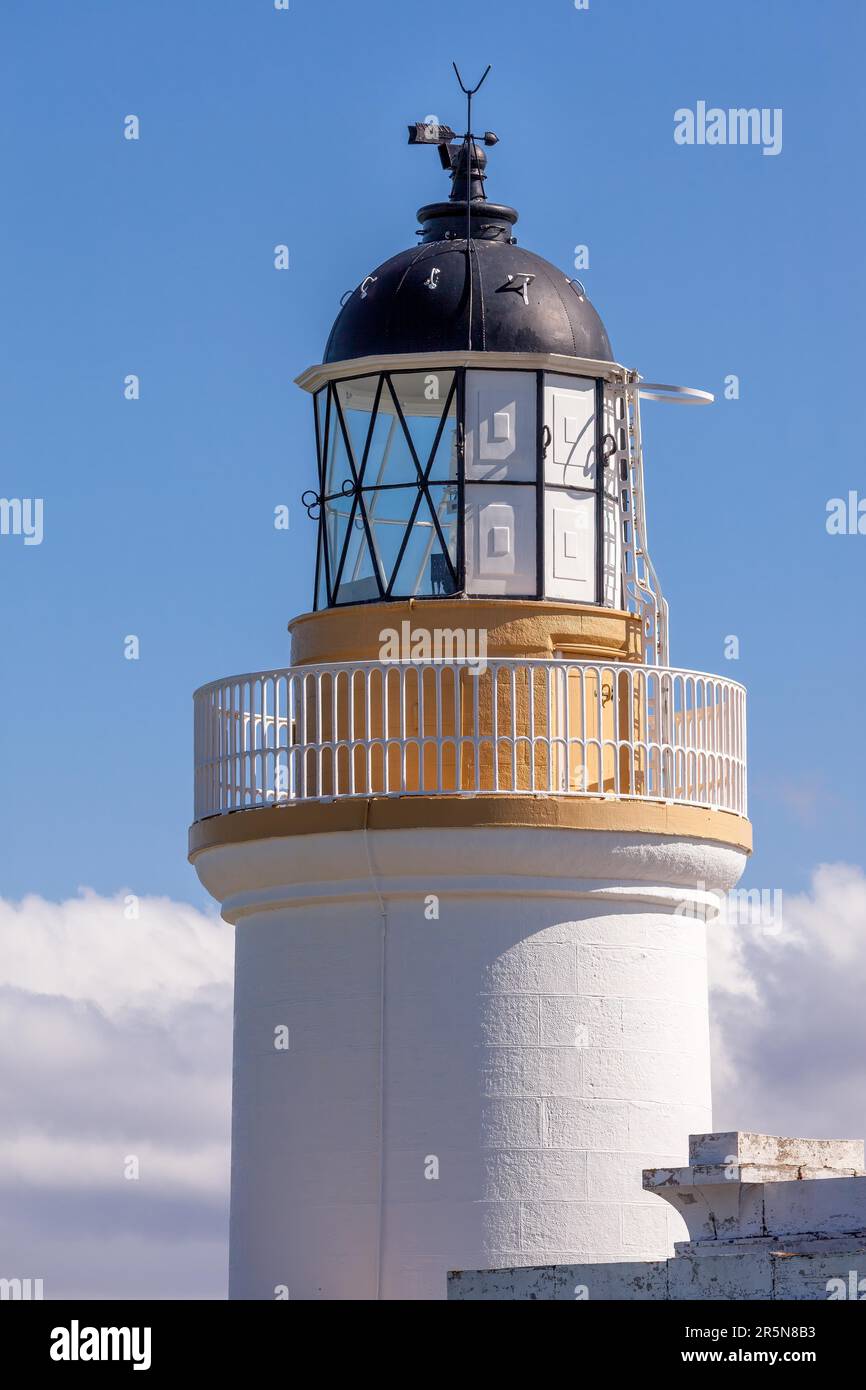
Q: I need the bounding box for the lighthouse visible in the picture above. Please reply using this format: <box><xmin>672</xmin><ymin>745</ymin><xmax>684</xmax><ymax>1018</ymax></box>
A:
<box><xmin>189</xmin><ymin>84</ymin><xmax>751</xmax><ymax>1301</ymax></box>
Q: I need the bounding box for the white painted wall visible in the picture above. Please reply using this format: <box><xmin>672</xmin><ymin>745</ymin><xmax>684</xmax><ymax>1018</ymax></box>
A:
<box><xmin>193</xmin><ymin>826</ymin><xmax>746</xmax><ymax>1300</ymax></box>
<box><xmin>449</xmin><ymin>1133</ymin><xmax>866</xmax><ymax>1300</ymax></box>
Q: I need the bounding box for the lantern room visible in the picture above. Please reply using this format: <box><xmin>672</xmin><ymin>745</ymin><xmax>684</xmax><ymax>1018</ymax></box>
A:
<box><xmin>293</xmin><ymin>111</ymin><xmax>709</xmax><ymax>667</ymax></box>
<box><xmin>304</xmin><ymin>359</ymin><xmax>631</xmax><ymax>612</ymax></box>
<box><xmin>296</xmin><ymin>134</ymin><xmax>635</xmax><ymax>613</ymax></box>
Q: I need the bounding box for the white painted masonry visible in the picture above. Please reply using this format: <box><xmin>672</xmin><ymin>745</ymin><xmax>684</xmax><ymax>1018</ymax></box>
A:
<box><xmin>193</xmin><ymin>825</ymin><xmax>746</xmax><ymax>1299</ymax></box>
<box><xmin>449</xmin><ymin>1133</ymin><xmax>866</xmax><ymax>1301</ymax></box>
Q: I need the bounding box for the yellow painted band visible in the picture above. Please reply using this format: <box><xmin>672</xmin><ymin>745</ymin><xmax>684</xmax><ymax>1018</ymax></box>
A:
<box><xmin>189</xmin><ymin>795</ymin><xmax>752</xmax><ymax>860</ymax></box>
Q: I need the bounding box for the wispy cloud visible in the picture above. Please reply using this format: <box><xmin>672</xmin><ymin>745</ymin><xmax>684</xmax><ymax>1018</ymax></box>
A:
<box><xmin>0</xmin><ymin>891</ymin><xmax>233</xmax><ymax>1299</ymax></box>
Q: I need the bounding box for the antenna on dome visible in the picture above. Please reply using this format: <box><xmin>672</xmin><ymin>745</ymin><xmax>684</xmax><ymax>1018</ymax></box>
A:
<box><xmin>454</xmin><ymin>63</ymin><xmax>492</xmax><ymax>348</ymax></box>
<box><xmin>452</xmin><ymin>63</ymin><xmax>493</xmax><ymax>243</ymax></box>
<box><xmin>452</xmin><ymin>61</ymin><xmax>492</xmax><ymax>134</ymax></box>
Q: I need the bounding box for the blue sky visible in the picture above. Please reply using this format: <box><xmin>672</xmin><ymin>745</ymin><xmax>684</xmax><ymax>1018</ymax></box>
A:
<box><xmin>1</xmin><ymin>0</ymin><xmax>864</xmax><ymax>909</ymax></box>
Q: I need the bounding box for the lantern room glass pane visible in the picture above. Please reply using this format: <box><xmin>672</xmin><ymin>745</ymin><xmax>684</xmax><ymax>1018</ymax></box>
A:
<box><xmin>365</xmin><ymin>485</ymin><xmax>416</xmax><ymax>583</ymax></box>
<box><xmin>327</xmin><ymin>493</ymin><xmax>383</xmax><ymax>605</ymax></box>
<box><xmin>332</xmin><ymin>372</ymin><xmax>457</xmax><ymax>493</ymax></box>
<box><xmin>365</xmin><ymin>412</ymin><xmax>419</xmax><ymax>489</ymax></box>
<box><xmin>385</xmin><ymin>371</ymin><xmax>457</xmax><ymax>482</ymax></box>
<box><xmin>389</xmin><ymin>482</ymin><xmax>459</xmax><ymax>598</ymax></box>
<box><xmin>315</xmin><ymin>532</ymin><xmax>326</xmax><ymax>609</ymax></box>
<box><xmin>324</xmin><ymin>492</ymin><xmax>353</xmax><ymax>585</ymax></box>
<box><xmin>324</xmin><ymin>397</ymin><xmax>355</xmax><ymax>496</ymax></box>
<box><xmin>314</xmin><ymin>388</ymin><xmax>328</xmax><ymax>491</ymax></box>
<box><xmin>335</xmin><ymin>377</ymin><xmax>382</xmax><ymax>482</ymax></box>
<box><xmin>335</xmin><ymin>533</ymin><xmax>381</xmax><ymax>603</ymax></box>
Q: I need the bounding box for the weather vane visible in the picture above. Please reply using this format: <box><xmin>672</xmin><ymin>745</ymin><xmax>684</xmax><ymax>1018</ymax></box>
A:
<box><xmin>406</xmin><ymin>62</ymin><xmax>498</xmax><ymax>177</ymax></box>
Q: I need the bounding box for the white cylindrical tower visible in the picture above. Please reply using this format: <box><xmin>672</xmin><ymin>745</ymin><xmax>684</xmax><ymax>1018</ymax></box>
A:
<box><xmin>189</xmin><ymin>105</ymin><xmax>751</xmax><ymax>1300</ymax></box>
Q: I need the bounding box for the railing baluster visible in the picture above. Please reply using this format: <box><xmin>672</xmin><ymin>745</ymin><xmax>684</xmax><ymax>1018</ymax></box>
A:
<box><xmin>510</xmin><ymin>666</ymin><xmax>518</xmax><ymax>792</ymax></box>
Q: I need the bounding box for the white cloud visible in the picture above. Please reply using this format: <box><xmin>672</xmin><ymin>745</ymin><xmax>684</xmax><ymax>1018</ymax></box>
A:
<box><xmin>0</xmin><ymin>891</ymin><xmax>233</xmax><ymax>1299</ymax></box>
<box><xmin>0</xmin><ymin>889</ymin><xmax>232</xmax><ymax>1014</ymax></box>
<box><xmin>709</xmin><ymin>862</ymin><xmax>866</xmax><ymax>1143</ymax></box>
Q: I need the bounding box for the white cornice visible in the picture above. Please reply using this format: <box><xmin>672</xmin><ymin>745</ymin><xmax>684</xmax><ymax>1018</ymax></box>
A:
<box><xmin>294</xmin><ymin>351</ymin><xmax>633</xmax><ymax>394</ymax></box>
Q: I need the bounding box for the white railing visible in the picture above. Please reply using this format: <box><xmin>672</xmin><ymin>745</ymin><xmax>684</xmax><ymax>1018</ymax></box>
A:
<box><xmin>193</xmin><ymin>660</ymin><xmax>747</xmax><ymax>822</ymax></box>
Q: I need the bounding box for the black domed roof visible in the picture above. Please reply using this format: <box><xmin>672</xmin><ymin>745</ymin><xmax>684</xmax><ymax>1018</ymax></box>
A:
<box><xmin>324</xmin><ymin>139</ymin><xmax>613</xmax><ymax>364</ymax></box>
<box><xmin>325</xmin><ymin>240</ymin><xmax>613</xmax><ymax>363</ymax></box>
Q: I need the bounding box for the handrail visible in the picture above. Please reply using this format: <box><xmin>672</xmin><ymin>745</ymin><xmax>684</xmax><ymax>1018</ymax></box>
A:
<box><xmin>193</xmin><ymin>659</ymin><xmax>748</xmax><ymax>822</ymax></box>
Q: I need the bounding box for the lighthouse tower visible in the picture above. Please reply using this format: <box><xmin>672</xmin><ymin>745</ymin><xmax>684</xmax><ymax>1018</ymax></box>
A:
<box><xmin>189</xmin><ymin>96</ymin><xmax>751</xmax><ymax>1301</ymax></box>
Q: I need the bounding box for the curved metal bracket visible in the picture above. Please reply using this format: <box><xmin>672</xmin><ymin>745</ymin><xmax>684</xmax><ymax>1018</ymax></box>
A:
<box><xmin>301</xmin><ymin>490</ymin><xmax>321</xmax><ymax>521</ymax></box>
<box><xmin>637</xmin><ymin>382</ymin><xmax>715</xmax><ymax>406</ymax></box>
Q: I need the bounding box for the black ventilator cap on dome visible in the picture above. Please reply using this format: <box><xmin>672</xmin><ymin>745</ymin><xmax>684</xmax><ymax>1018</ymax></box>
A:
<box><xmin>324</xmin><ymin>101</ymin><xmax>614</xmax><ymax>364</ymax></box>
<box><xmin>415</xmin><ymin>139</ymin><xmax>519</xmax><ymax>245</ymax></box>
